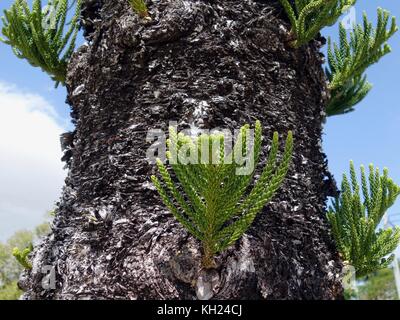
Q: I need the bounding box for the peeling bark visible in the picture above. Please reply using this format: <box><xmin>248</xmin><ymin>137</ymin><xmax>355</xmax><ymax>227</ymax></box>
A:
<box><xmin>20</xmin><ymin>0</ymin><xmax>343</xmax><ymax>299</ymax></box>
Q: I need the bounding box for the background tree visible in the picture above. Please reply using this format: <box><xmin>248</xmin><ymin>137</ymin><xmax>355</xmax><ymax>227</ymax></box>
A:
<box><xmin>0</xmin><ymin>222</ymin><xmax>50</xmax><ymax>300</ymax></box>
<box><xmin>358</xmin><ymin>267</ymin><xmax>399</xmax><ymax>300</ymax></box>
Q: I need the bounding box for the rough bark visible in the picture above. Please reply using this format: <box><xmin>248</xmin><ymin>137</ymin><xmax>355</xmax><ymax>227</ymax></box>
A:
<box><xmin>20</xmin><ymin>0</ymin><xmax>343</xmax><ymax>299</ymax></box>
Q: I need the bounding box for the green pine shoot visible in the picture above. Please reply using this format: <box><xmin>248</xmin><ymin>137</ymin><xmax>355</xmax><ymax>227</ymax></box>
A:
<box><xmin>1</xmin><ymin>0</ymin><xmax>82</xmax><ymax>86</ymax></box>
<box><xmin>326</xmin><ymin>74</ymin><xmax>372</xmax><ymax>116</ymax></box>
<box><xmin>327</xmin><ymin>161</ymin><xmax>400</xmax><ymax>278</ymax></box>
<box><xmin>326</xmin><ymin>8</ymin><xmax>398</xmax><ymax>116</ymax></box>
<box><xmin>13</xmin><ymin>244</ymin><xmax>33</xmax><ymax>270</ymax></box>
<box><xmin>278</xmin><ymin>0</ymin><xmax>356</xmax><ymax>48</ymax></box>
<box><xmin>151</xmin><ymin>121</ymin><xmax>293</xmax><ymax>268</ymax></box>
<box><xmin>129</xmin><ymin>0</ymin><xmax>149</xmax><ymax>19</ymax></box>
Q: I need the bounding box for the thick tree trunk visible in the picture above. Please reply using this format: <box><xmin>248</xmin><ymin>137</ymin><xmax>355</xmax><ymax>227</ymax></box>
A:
<box><xmin>21</xmin><ymin>0</ymin><xmax>343</xmax><ymax>299</ymax></box>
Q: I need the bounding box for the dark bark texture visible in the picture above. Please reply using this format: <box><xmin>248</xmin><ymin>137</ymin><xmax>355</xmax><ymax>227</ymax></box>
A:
<box><xmin>20</xmin><ymin>0</ymin><xmax>344</xmax><ymax>299</ymax></box>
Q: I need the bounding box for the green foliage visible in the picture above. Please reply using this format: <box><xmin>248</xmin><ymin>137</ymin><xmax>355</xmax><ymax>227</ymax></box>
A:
<box><xmin>326</xmin><ymin>8</ymin><xmax>398</xmax><ymax>116</ymax></box>
<box><xmin>1</xmin><ymin>0</ymin><xmax>82</xmax><ymax>86</ymax></box>
<box><xmin>278</xmin><ymin>0</ymin><xmax>356</xmax><ymax>47</ymax></box>
<box><xmin>151</xmin><ymin>121</ymin><xmax>293</xmax><ymax>267</ymax></box>
<box><xmin>343</xmin><ymin>286</ymin><xmax>358</xmax><ymax>300</ymax></box>
<box><xmin>0</xmin><ymin>232</ymin><xmax>33</xmax><ymax>300</ymax></box>
<box><xmin>327</xmin><ymin>161</ymin><xmax>400</xmax><ymax>278</ymax></box>
<box><xmin>0</xmin><ymin>230</ymin><xmax>33</xmax><ymax>285</ymax></box>
<box><xmin>326</xmin><ymin>73</ymin><xmax>372</xmax><ymax>117</ymax></box>
<box><xmin>129</xmin><ymin>0</ymin><xmax>149</xmax><ymax>18</ymax></box>
<box><xmin>12</xmin><ymin>244</ymin><xmax>33</xmax><ymax>270</ymax></box>
<box><xmin>0</xmin><ymin>281</ymin><xmax>22</xmax><ymax>300</ymax></box>
<box><xmin>358</xmin><ymin>267</ymin><xmax>399</xmax><ymax>300</ymax></box>
<box><xmin>0</xmin><ymin>222</ymin><xmax>50</xmax><ymax>300</ymax></box>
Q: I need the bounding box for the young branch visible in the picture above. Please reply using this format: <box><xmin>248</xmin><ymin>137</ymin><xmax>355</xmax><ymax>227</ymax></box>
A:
<box><xmin>151</xmin><ymin>121</ymin><xmax>293</xmax><ymax>268</ymax></box>
<box><xmin>326</xmin><ymin>8</ymin><xmax>398</xmax><ymax>116</ymax></box>
<box><xmin>1</xmin><ymin>0</ymin><xmax>82</xmax><ymax>86</ymax></box>
<box><xmin>327</xmin><ymin>161</ymin><xmax>400</xmax><ymax>278</ymax></box>
<box><xmin>278</xmin><ymin>0</ymin><xmax>356</xmax><ymax>48</ymax></box>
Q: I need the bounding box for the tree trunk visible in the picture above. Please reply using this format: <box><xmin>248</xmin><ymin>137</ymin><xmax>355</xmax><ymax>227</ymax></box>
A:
<box><xmin>20</xmin><ymin>0</ymin><xmax>344</xmax><ymax>299</ymax></box>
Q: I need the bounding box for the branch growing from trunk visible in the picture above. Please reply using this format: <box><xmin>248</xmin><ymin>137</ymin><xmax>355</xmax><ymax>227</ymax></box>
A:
<box><xmin>326</xmin><ymin>8</ymin><xmax>398</xmax><ymax>116</ymax></box>
<box><xmin>278</xmin><ymin>0</ymin><xmax>356</xmax><ymax>47</ymax></box>
<box><xmin>128</xmin><ymin>0</ymin><xmax>150</xmax><ymax>19</ymax></box>
<box><xmin>0</xmin><ymin>0</ymin><xmax>81</xmax><ymax>86</ymax></box>
<box><xmin>327</xmin><ymin>161</ymin><xmax>400</xmax><ymax>278</ymax></box>
<box><xmin>151</xmin><ymin>121</ymin><xmax>293</xmax><ymax>268</ymax></box>
<box><xmin>13</xmin><ymin>244</ymin><xmax>33</xmax><ymax>270</ymax></box>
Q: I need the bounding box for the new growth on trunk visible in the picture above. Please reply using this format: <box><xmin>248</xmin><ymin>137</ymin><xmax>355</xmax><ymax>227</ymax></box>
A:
<box><xmin>151</xmin><ymin>121</ymin><xmax>293</xmax><ymax>268</ymax></box>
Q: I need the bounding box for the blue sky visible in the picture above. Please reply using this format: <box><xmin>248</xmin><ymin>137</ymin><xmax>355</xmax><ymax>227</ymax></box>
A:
<box><xmin>0</xmin><ymin>1</ymin><xmax>399</xmax><ymax>239</ymax></box>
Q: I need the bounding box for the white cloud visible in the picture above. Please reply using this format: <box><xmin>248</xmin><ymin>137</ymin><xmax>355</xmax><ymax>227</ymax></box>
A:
<box><xmin>0</xmin><ymin>82</ymin><xmax>67</xmax><ymax>241</ymax></box>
